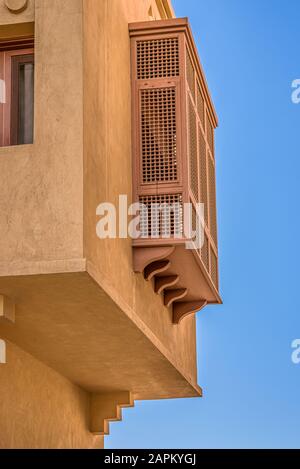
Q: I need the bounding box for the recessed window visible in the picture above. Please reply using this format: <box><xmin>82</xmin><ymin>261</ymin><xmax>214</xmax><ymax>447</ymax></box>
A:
<box><xmin>0</xmin><ymin>38</ymin><xmax>34</xmax><ymax>147</ymax></box>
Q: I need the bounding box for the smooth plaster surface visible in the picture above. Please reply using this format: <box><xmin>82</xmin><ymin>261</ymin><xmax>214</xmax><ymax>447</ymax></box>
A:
<box><xmin>0</xmin><ymin>0</ymin><xmax>201</xmax><ymax>449</ymax></box>
<box><xmin>0</xmin><ymin>0</ymin><xmax>83</xmax><ymax>263</ymax></box>
<box><xmin>0</xmin><ymin>339</ymin><xmax>103</xmax><ymax>449</ymax></box>
<box><xmin>0</xmin><ymin>271</ymin><xmax>200</xmax><ymax>399</ymax></box>
<box><xmin>83</xmin><ymin>0</ymin><xmax>198</xmax><ymax>393</ymax></box>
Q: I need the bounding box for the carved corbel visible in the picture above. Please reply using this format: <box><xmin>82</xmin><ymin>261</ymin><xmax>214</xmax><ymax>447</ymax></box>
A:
<box><xmin>173</xmin><ymin>300</ymin><xmax>207</xmax><ymax>324</ymax></box>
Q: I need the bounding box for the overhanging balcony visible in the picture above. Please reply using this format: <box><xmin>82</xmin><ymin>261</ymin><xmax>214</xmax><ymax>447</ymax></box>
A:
<box><xmin>130</xmin><ymin>18</ymin><xmax>222</xmax><ymax>323</ymax></box>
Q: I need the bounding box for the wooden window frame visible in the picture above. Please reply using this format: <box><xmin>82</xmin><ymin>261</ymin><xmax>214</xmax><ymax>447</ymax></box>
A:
<box><xmin>10</xmin><ymin>53</ymin><xmax>34</xmax><ymax>145</ymax></box>
<box><xmin>0</xmin><ymin>42</ymin><xmax>34</xmax><ymax>147</ymax></box>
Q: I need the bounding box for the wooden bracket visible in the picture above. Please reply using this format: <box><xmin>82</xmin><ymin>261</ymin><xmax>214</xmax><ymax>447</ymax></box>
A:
<box><xmin>144</xmin><ymin>260</ymin><xmax>170</xmax><ymax>281</ymax></box>
<box><xmin>133</xmin><ymin>246</ymin><xmax>174</xmax><ymax>273</ymax></box>
<box><xmin>155</xmin><ymin>275</ymin><xmax>179</xmax><ymax>294</ymax></box>
<box><xmin>173</xmin><ymin>300</ymin><xmax>207</xmax><ymax>324</ymax></box>
<box><xmin>164</xmin><ymin>288</ymin><xmax>187</xmax><ymax>307</ymax></box>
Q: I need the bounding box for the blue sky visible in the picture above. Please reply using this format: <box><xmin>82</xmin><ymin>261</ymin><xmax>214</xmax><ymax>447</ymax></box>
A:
<box><xmin>107</xmin><ymin>0</ymin><xmax>300</xmax><ymax>448</ymax></box>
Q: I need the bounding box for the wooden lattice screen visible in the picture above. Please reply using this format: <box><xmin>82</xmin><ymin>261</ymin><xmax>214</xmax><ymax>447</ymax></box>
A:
<box><xmin>130</xmin><ymin>19</ymin><xmax>221</xmax><ymax>321</ymax></box>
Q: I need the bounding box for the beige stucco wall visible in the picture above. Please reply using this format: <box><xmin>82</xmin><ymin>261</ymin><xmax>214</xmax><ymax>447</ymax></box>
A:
<box><xmin>0</xmin><ymin>340</ymin><xmax>103</xmax><ymax>449</ymax></box>
<box><xmin>0</xmin><ymin>0</ymin><xmax>200</xmax><ymax>448</ymax></box>
<box><xmin>0</xmin><ymin>0</ymin><xmax>83</xmax><ymax>265</ymax></box>
<box><xmin>83</xmin><ymin>0</ymin><xmax>198</xmax><ymax>384</ymax></box>
<box><xmin>0</xmin><ymin>0</ymin><xmax>197</xmax><ymax>390</ymax></box>
<box><xmin>0</xmin><ymin>0</ymin><xmax>35</xmax><ymax>24</ymax></box>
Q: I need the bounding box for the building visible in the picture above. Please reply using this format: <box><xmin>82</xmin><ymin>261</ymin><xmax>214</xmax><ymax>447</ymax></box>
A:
<box><xmin>0</xmin><ymin>0</ymin><xmax>221</xmax><ymax>449</ymax></box>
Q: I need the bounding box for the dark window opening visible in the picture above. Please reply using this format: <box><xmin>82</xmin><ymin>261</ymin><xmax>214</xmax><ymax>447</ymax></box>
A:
<box><xmin>0</xmin><ymin>38</ymin><xmax>34</xmax><ymax>147</ymax></box>
<box><xmin>11</xmin><ymin>54</ymin><xmax>34</xmax><ymax>145</ymax></box>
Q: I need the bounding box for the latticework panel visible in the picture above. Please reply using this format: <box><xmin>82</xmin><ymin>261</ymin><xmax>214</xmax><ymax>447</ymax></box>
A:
<box><xmin>208</xmin><ymin>156</ymin><xmax>217</xmax><ymax>246</ymax></box>
<box><xmin>139</xmin><ymin>194</ymin><xmax>183</xmax><ymax>238</ymax></box>
<box><xmin>141</xmin><ymin>87</ymin><xmax>177</xmax><ymax>183</ymax></box>
<box><xmin>199</xmin><ymin>127</ymin><xmax>208</xmax><ymax>226</ymax></box>
<box><xmin>130</xmin><ymin>20</ymin><xmax>220</xmax><ymax>299</ymax></box>
<box><xmin>137</xmin><ymin>38</ymin><xmax>180</xmax><ymax>80</ymax></box>
<box><xmin>206</xmin><ymin>112</ymin><xmax>214</xmax><ymax>155</ymax></box>
<box><xmin>191</xmin><ymin>204</ymin><xmax>197</xmax><ymax>235</ymax></box>
<box><xmin>210</xmin><ymin>247</ymin><xmax>218</xmax><ymax>289</ymax></box>
<box><xmin>186</xmin><ymin>53</ymin><xmax>219</xmax><ymax>290</ymax></box>
<box><xmin>191</xmin><ymin>203</ymin><xmax>204</xmax><ymax>241</ymax></box>
<box><xmin>186</xmin><ymin>50</ymin><xmax>195</xmax><ymax>100</ymax></box>
<box><xmin>201</xmin><ymin>232</ymin><xmax>209</xmax><ymax>272</ymax></box>
<box><xmin>197</xmin><ymin>82</ymin><xmax>205</xmax><ymax>130</ymax></box>
<box><xmin>188</xmin><ymin>98</ymin><xmax>198</xmax><ymax>202</ymax></box>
